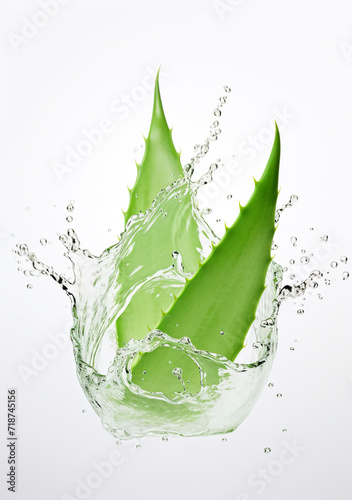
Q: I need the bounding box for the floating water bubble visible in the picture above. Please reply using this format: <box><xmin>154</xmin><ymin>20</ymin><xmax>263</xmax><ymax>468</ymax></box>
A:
<box><xmin>82</xmin><ymin>409</ymin><xmax>86</xmax><ymax>413</ymax></box>
<box><xmin>136</xmin><ymin>444</ymin><xmax>141</xmax><ymax>449</ymax></box>
<box><xmin>224</xmin><ymin>86</ymin><xmax>231</xmax><ymax>93</ymax></box>
<box><xmin>282</xmin><ymin>428</ymin><xmax>287</xmax><ymax>433</ymax></box>
<box><xmin>289</xmin><ymin>347</ymin><xmax>295</xmax><ymax>351</ymax></box>
<box><xmin>310</xmin><ymin>228</ymin><xmax>314</xmax><ymax>231</ymax></box>
<box><xmin>290</xmin><ymin>274</ymin><xmax>296</xmax><ymax>280</ymax></box>
<box><xmin>115</xmin><ymin>439</ymin><xmax>122</xmax><ymax>446</ymax></box>
<box><xmin>276</xmin><ymin>393</ymin><xmax>282</xmax><ymax>398</ymax></box>
<box><xmin>25</xmin><ymin>206</ymin><xmax>30</xmax><ymax>211</ymax></box>
<box><xmin>320</xmin><ymin>234</ymin><xmax>328</xmax><ymax>242</ymax></box>
<box><xmin>220</xmin><ymin>331</ymin><xmax>225</xmax><ymax>335</ymax></box>
<box><xmin>227</xmin><ymin>194</ymin><xmax>232</xmax><ymax>200</ymax></box>
<box><xmin>330</xmin><ymin>261</ymin><xmax>338</xmax><ymax>268</ymax></box>
<box><xmin>204</xmin><ymin>208</ymin><xmax>212</xmax><ymax>215</ymax></box>
<box><xmin>300</xmin><ymin>256</ymin><xmax>310</xmax><ymax>264</ymax></box>
<box><xmin>40</xmin><ymin>238</ymin><xmax>47</xmax><ymax>246</ymax></box>
<box><xmin>290</xmin><ymin>236</ymin><xmax>297</xmax><ymax>246</ymax></box>
<box><xmin>309</xmin><ymin>281</ymin><xmax>318</xmax><ymax>288</ymax></box>
<box><xmin>162</xmin><ymin>436</ymin><xmax>168</xmax><ymax>442</ymax></box>
<box><xmin>27</xmin><ymin>284</ymin><xmax>33</xmax><ymax>289</ymax></box>
<box><xmin>324</xmin><ymin>279</ymin><xmax>331</xmax><ymax>286</ymax></box>
<box><xmin>67</xmin><ymin>203</ymin><xmax>74</xmax><ymax>212</ymax></box>
<box><xmin>340</xmin><ymin>256</ymin><xmax>348</xmax><ymax>264</ymax></box>
<box><xmin>222</xmin><ymin>437</ymin><xmax>227</xmax><ymax>442</ymax></box>
<box><xmin>210</xmin><ymin>121</ymin><xmax>219</xmax><ymax>130</ymax></box>
<box><xmin>297</xmin><ymin>309</ymin><xmax>304</xmax><ymax>315</ymax></box>
<box><xmin>201</xmin><ymin>145</ymin><xmax>209</xmax><ymax>154</ymax></box>
<box><xmin>301</xmin><ymin>249</ymin><xmax>306</xmax><ymax>254</ymax></box>
<box><xmin>289</xmin><ymin>259</ymin><xmax>295</xmax><ymax>265</ymax></box>
<box><xmin>66</xmin><ymin>216</ymin><xmax>73</xmax><ymax>223</ymax></box>
<box><xmin>342</xmin><ymin>272</ymin><xmax>349</xmax><ymax>280</ymax></box>
<box><xmin>317</xmin><ymin>294</ymin><xmax>323</xmax><ymax>300</ymax></box>
<box><xmin>253</xmin><ymin>341</ymin><xmax>264</xmax><ymax>349</ymax></box>
<box><xmin>213</xmin><ymin>108</ymin><xmax>221</xmax><ymax>117</ymax></box>
<box><xmin>271</xmin><ymin>244</ymin><xmax>278</xmax><ymax>251</ymax></box>
<box><xmin>268</xmin><ymin>382</ymin><xmax>274</xmax><ymax>388</ymax></box>
<box><xmin>264</xmin><ymin>447</ymin><xmax>271</xmax><ymax>454</ymax></box>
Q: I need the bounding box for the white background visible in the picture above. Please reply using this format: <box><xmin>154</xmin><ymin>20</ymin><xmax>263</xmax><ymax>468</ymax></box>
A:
<box><xmin>1</xmin><ymin>1</ymin><xmax>352</xmax><ymax>499</ymax></box>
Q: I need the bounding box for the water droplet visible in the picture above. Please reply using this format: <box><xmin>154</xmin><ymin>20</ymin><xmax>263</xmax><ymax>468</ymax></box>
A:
<box><xmin>320</xmin><ymin>234</ymin><xmax>328</xmax><ymax>242</ymax></box>
<box><xmin>210</xmin><ymin>121</ymin><xmax>219</xmax><ymax>130</ymax></box>
<box><xmin>282</xmin><ymin>428</ymin><xmax>287</xmax><ymax>433</ymax></box>
<box><xmin>342</xmin><ymin>271</ymin><xmax>349</xmax><ymax>280</ymax></box>
<box><xmin>324</xmin><ymin>279</ymin><xmax>331</xmax><ymax>286</ymax></box>
<box><xmin>227</xmin><ymin>194</ymin><xmax>232</xmax><ymax>200</ymax></box>
<box><xmin>201</xmin><ymin>144</ymin><xmax>209</xmax><ymax>154</ymax></box>
<box><xmin>136</xmin><ymin>444</ymin><xmax>141</xmax><ymax>449</ymax></box>
<box><xmin>317</xmin><ymin>294</ymin><xmax>323</xmax><ymax>300</ymax></box>
<box><xmin>224</xmin><ymin>85</ymin><xmax>231</xmax><ymax>93</ymax></box>
<box><xmin>27</xmin><ymin>284</ymin><xmax>32</xmax><ymax>289</ymax></box>
<box><xmin>25</xmin><ymin>206</ymin><xmax>30</xmax><ymax>211</ymax></box>
<box><xmin>340</xmin><ymin>256</ymin><xmax>348</xmax><ymax>264</ymax></box>
<box><xmin>271</xmin><ymin>243</ymin><xmax>278</xmax><ymax>251</ymax></box>
<box><xmin>17</xmin><ymin>267</ymin><xmax>22</xmax><ymax>272</ymax></box>
<box><xmin>290</xmin><ymin>274</ymin><xmax>296</xmax><ymax>280</ymax></box>
<box><xmin>310</xmin><ymin>227</ymin><xmax>314</xmax><ymax>231</ymax></box>
<box><xmin>220</xmin><ymin>331</ymin><xmax>225</xmax><ymax>335</ymax></box>
<box><xmin>142</xmin><ymin>371</ymin><xmax>147</xmax><ymax>375</ymax></box>
<box><xmin>276</xmin><ymin>393</ymin><xmax>282</xmax><ymax>398</ymax></box>
<box><xmin>219</xmin><ymin>96</ymin><xmax>227</xmax><ymax>105</ymax></box>
<box><xmin>213</xmin><ymin>108</ymin><xmax>221</xmax><ymax>117</ymax></box>
<box><xmin>330</xmin><ymin>261</ymin><xmax>338</xmax><ymax>268</ymax></box>
<box><xmin>67</xmin><ymin>204</ymin><xmax>74</xmax><ymax>212</ymax></box>
<box><xmin>297</xmin><ymin>309</ymin><xmax>304</xmax><ymax>315</ymax></box>
<box><xmin>300</xmin><ymin>256</ymin><xmax>310</xmax><ymax>264</ymax></box>
<box><xmin>301</xmin><ymin>249</ymin><xmax>306</xmax><ymax>254</ymax></box>
<box><xmin>253</xmin><ymin>341</ymin><xmax>264</xmax><ymax>349</ymax></box>
<box><xmin>289</xmin><ymin>259</ymin><xmax>295</xmax><ymax>265</ymax></box>
<box><xmin>222</xmin><ymin>438</ymin><xmax>227</xmax><ymax>443</ymax></box>
<box><xmin>40</xmin><ymin>238</ymin><xmax>47</xmax><ymax>246</ymax></box>
<box><xmin>290</xmin><ymin>236</ymin><xmax>297</xmax><ymax>246</ymax></box>
<box><xmin>268</xmin><ymin>382</ymin><xmax>274</xmax><ymax>388</ymax></box>
<box><xmin>291</xmin><ymin>194</ymin><xmax>298</xmax><ymax>202</ymax></box>
<box><xmin>264</xmin><ymin>447</ymin><xmax>271</xmax><ymax>454</ymax></box>
<box><xmin>66</xmin><ymin>216</ymin><xmax>73</xmax><ymax>223</ymax></box>
<box><xmin>204</xmin><ymin>208</ymin><xmax>212</xmax><ymax>215</ymax></box>
<box><xmin>309</xmin><ymin>281</ymin><xmax>318</xmax><ymax>288</ymax></box>
<box><xmin>82</xmin><ymin>409</ymin><xmax>86</xmax><ymax>414</ymax></box>
<box><xmin>115</xmin><ymin>439</ymin><xmax>122</xmax><ymax>446</ymax></box>
<box><xmin>289</xmin><ymin>347</ymin><xmax>295</xmax><ymax>351</ymax></box>
<box><xmin>134</xmin><ymin>147</ymin><xmax>138</xmax><ymax>153</ymax></box>
<box><xmin>162</xmin><ymin>436</ymin><xmax>168</xmax><ymax>442</ymax></box>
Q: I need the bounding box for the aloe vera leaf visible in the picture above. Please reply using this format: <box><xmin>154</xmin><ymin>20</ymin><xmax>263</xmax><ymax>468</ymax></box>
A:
<box><xmin>115</xmin><ymin>76</ymin><xmax>214</xmax><ymax>347</ymax></box>
<box><xmin>123</xmin><ymin>71</ymin><xmax>183</xmax><ymax>225</ymax></box>
<box><xmin>132</xmin><ymin>126</ymin><xmax>280</xmax><ymax>395</ymax></box>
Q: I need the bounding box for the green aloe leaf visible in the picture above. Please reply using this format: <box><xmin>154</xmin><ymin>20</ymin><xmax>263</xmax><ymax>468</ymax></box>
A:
<box><xmin>123</xmin><ymin>70</ymin><xmax>183</xmax><ymax>224</ymax></box>
<box><xmin>115</xmin><ymin>73</ymin><xmax>213</xmax><ymax>348</ymax></box>
<box><xmin>131</xmin><ymin>126</ymin><xmax>281</xmax><ymax>396</ymax></box>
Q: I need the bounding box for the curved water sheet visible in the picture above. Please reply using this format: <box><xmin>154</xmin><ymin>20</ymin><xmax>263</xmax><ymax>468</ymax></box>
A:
<box><xmin>75</xmin><ymin>262</ymin><xmax>282</xmax><ymax>439</ymax></box>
